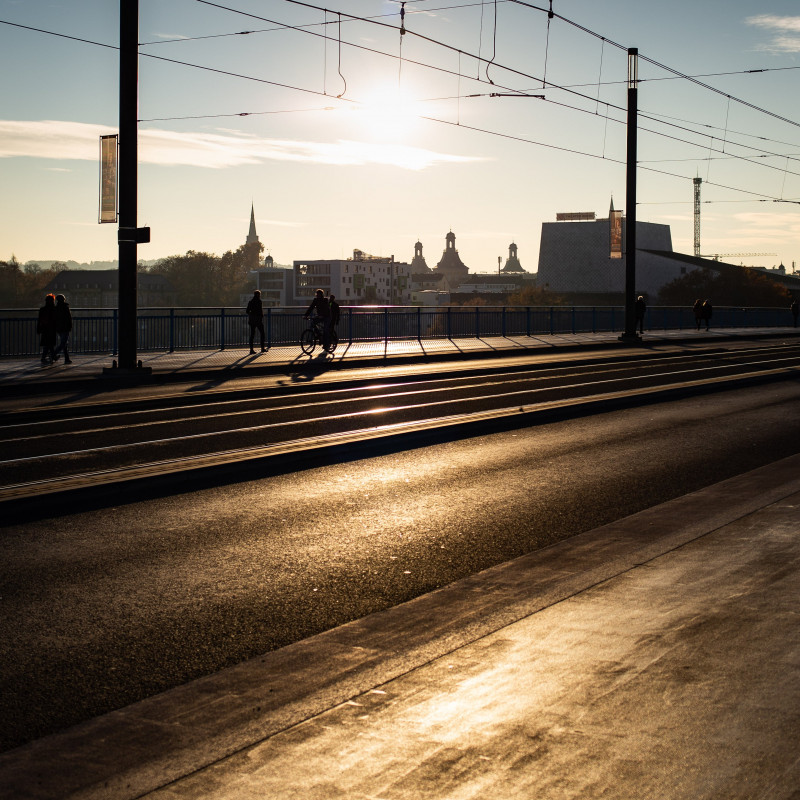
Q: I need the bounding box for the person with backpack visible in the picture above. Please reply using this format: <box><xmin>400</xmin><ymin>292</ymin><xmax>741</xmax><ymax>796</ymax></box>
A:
<box><xmin>37</xmin><ymin>293</ymin><xmax>57</xmax><ymax>364</ymax></box>
<box><xmin>701</xmin><ymin>299</ymin><xmax>713</xmax><ymax>331</ymax></box>
<box><xmin>634</xmin><ymin>295</ymin><xmax>646</xmax><ymax>335</ymax></box>
<box><xmin>52</xmin><ymin>294</ymin><xmax>73</xmax><ymax>364</ymax></box>
<box><xmin>246</xmin><ymin>290</ymin><xmax>265</xmax><ymax>354</ymax></box>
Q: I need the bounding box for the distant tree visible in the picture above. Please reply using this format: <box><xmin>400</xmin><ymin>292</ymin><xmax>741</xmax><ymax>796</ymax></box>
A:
<box><xmin>149</xmin><ymin>241</ymin><xmax>262</xmax><ymax>306</ymax></box>
<box><xmin>658</xmin><ymin>266</ymin><xmax>791</xmax><ymax>307</ymax></box>
<box><xmin>0</xmin><ymin>256</ymin><xmax>23</xmax><ymax>307</ymax></box>
<box><xmin>507</xmin><ymin>285</ymin><xmax>566</xmax><ymax>306</ymax></box>
<box><xmin>217</xmin><ymin>241</ymin><xmax>262</xmax><ymax>305</ymax></box>
<box><xmin>150</xmin><ymin>251</ymin><xmax>221</xmax><ymax>306</ymax></box>
<box><xmin>458</xmin><ymin>296</ymin><xmax>491</xmax><ymax>307</ymax></box>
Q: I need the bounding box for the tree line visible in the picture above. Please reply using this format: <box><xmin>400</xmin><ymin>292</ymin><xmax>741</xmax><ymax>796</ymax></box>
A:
<box><xmin>1</xmin><ymin>244</ymin><xmax>793</xmax><ymax>309</ymax></box>
<box><xmin>0</xmin><ymin>242</ymin><xmax>263</xmax><ymax>308</ymax></box>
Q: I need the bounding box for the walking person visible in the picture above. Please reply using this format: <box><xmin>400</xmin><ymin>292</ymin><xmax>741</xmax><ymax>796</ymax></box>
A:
<box><xmin>304</xmin><ymin>288</ymin><xmax>331</xmax><ymax>350</ymax></box>
<box><xmin>791</xmin><ymin>298</ymin><xmax>798</xmax><ymax>328</ymax></box>
<box><xmin>701</xmin><ymin>299</ymin><xmax>713</xmax><ymax>331</ymax></box>
<box><xmin>52</xmin><ymin>294</ymin><xmax>73</xmax><ymax>364</ymax></box>
<box><xmin>329</xmin><ymin>293</ymin><xmax>340</xmax><ymax>333</ymax></box>
<box><xmin>634</xmin><ymin>295</ymin><xmax>646</xmax><ymax>335</ymax></box>
<box><xmin>246</xmin><ymin>290</ymin><xmax>265</xmax><ymax>354</ymax></box>
<box><xmin>693</xmin><ymin>299</ymin><xmax>703</xmax><ymax>331</ymax></box>
<box><xmin>37</xmin><ymin>293</ymin><xmax>57</xmax><ymax>364</ymax></box>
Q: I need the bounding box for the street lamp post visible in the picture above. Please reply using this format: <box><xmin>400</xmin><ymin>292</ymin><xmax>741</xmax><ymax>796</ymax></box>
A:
<box><xmin>108</xmin><ymin>0</ymin><xmax>151</xmax><ymax>375</ymax></box>
<box><xmin>620</xmin><ymin>47</ymin><xmax>640</xmax><ymax>342</ymax></box>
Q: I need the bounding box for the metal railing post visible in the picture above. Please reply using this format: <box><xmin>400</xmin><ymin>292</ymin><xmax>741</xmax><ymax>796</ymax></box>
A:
<box><xmin>417</xmin><ymin>306</ymin><xmax>421</xmax><ymax>341</ymax></box>
<box><xmin>526</xmin><ymin>306</ymin><xmax>531</xmax><ymax>337</ymax></box>
<box><xmin>112</xmin><ymin>308</ymin><xmax>118</xmax><ymax>356</ymax></box>
<box><xmin>266</xmin><ymin>307</ymin><xmax>271</xmax><ymax>348</ymax></box>
<box><xmin>384</xmin><ymin>307</ymin><xmax>389</xmax><ymax>346</ymax></box>
<box><xmin>169</xmin><ymin>308</ymin><xmax>175</xmax><ymax>352</ymax></box>
<box><xmin>476</xmin><ymin>306</ymin><xmax>481</xmax><ymax>338</ymax></box>
<box><xmin>549</xmin><ymin>306</ymin><xmax>554</xmax><ymax>335</ymax></box>
<box><xmin>220</xmin><ymin>307</ymin><xmax>226</xmax><ymax>351</ymax></box>
<box><xmin>571</xmin><ymin>306</ymin><xmax>576</xmax><ymax>334</ymax></box>
<box><xmin>447</xmin><ymin>306</ymin><xmax>452</xmax><ymax>339</ymax></box>
<box><xmin>592</xmin><ymin>307</ymin><xmax>596</xmax><ymax>333</ymax></box>
<box><xmin>501</xmin><ymin>306</ymin><xmax>506</xmax><ymax>338</ymax></box>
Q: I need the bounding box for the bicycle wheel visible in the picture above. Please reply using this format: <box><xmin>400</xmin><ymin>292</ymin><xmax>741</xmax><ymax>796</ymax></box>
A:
<box><xmin>300</xmin><ymin>328</ymin><xmax>316</xmax><ymax>355</ymax></box>
<box><xmin>325</xmin><ymin>330</ymin><xmax>339</xmax><ymax>353</ymax></box>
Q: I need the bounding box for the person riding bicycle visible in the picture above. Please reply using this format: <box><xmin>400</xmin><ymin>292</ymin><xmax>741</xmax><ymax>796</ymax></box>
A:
<box><xmin>304</xmin><ymin>288</ymin><xmax>331</xmax><ymax>350</ymax></box>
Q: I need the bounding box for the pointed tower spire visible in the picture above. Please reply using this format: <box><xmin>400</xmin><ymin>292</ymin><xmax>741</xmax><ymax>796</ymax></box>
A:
<box><xmin>609</xmin><ymin>195</ymin><xmax>615</xmax><ymax>214</ymax></box>
<box><xmin>246</xmin><ymin>203</ymin><xmax>260</xmax><ymax>246</ymax></box>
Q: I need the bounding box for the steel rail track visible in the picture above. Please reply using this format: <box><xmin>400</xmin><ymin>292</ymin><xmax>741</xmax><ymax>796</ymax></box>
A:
<box><xmin>1</xmin><ymin>354</ymin><xmax>798</xmax><ymax>503</ymax></box>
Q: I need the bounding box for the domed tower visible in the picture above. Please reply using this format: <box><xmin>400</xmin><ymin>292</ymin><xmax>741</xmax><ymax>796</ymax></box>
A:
<box><xmin>501</xmin><ymin>242</ymin><xmax>525</xmax><ymax>273</ymax></box>
<box><xmin>411</xmin><ymin>240</ymin><xmax>431</xmax><ymax>272</ymax></box>
<box><xmin>264</xmin><ymin>254</ymin><xmax>274</xmax><ymax>268</ymax></box>
<box><xmin>434</xmin><ymin>231</ymin><xmax>469</xmax><ymax>284</ymax></box>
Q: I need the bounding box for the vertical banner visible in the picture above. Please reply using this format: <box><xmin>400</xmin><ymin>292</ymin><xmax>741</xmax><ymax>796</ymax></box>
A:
<box><xmin>99</xmin><ymin>134</ymin><xmax>118</xmax><ymax>223</ymax></box>
<box><xmin>609</xmin><ymin>209</ymin><xmax>622</xmax><ymax>259</ymax></box>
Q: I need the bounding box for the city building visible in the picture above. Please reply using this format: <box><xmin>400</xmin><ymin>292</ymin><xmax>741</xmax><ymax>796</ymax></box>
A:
<box><xmin>246</xmin><ymin>263</ymin><xmax>293</xmax><ymax>307</ymax></box>
<box><xmin>45</xmin><ymin>269</ymin><xmax>176</xmax><ymax>307</ymax></box>
<box><xmin>411</xmin><ymin>240</ymin><xmax>431</xmax><ymax>273</ymax></box>
<box><xmin>293</xmin><ymin>249</ymin><xmax>412</xmax><ymax>306</ymax></box>
<box><xmin>537</xmin><ymin>201</ymin><xmax>686</xmax><ymax>298</ymax></box>
<box><xmin>410</xmin><ymin>271</ymin><xmax>452</xmax><ymax>305</ymax></box>
<box><xmin>433</xmin><ymin>231</ymin><xmax>470</xmax><ymax>287</ymax></box>
<box><xmin>500</xmin><ymin>242</ymin><xmax>526</xmax><ymax>274</ymax></box>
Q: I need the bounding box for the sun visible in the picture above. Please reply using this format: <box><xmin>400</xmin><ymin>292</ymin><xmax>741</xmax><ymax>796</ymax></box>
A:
<box><xmin>349</xmin><ymin>86</ymin><xmax>424</xmax><ymax>143</ymax></box>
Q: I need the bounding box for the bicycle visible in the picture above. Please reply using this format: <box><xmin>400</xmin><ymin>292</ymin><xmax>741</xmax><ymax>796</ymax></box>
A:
<box><xmin>300</xmin><ymin>316</ymin><xmax>338</xmax><ymax>355</ymax></box>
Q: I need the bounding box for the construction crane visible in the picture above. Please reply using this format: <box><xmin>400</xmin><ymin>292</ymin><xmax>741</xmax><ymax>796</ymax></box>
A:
<box><xmin>699</xmin><ymin>253</ymin><xmax>777</xmax><ymax>262</ymax></box>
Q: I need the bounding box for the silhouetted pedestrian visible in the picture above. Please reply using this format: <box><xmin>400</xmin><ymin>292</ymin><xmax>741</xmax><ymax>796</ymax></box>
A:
<box><xmin>37</xmin><ymin>294</ymin><xmax>57</xmax><ymax>364</ymax></box>
<box><xmin>52</xmin><ymin>294</ymin><xmax>73</xmax><ymax>364</ymax></box>
<box><xmin>701</xmin><ymin>299</ymin><xmax>713</xmax><ymax>331</ymax></box>
<box><xmin>246</xmin><ymin>290</ymin><xmax>265</xmax><ymax>353</ymax></box>
<box><xmin>791</xmin><ymin>298</ymin><xmax>798</xmax><ymax>328</ymax></box>
<box><xmin>634</xmin><ymin>295</ymin><xmax>646</xmax><ymax>334</ymax></box>
<box><xmin>329</xmin><ymin>293</ymin><xmax>340</xmax><ymax>332</ymax></box>
<box><xmin>693</xmin><ymin>299</ymin><xmax>703</xmax><ymax>331</ymax></box>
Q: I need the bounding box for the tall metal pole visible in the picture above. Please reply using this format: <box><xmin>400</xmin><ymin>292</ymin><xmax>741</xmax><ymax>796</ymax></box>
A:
<box><xmin>620</xmin><ymin>47</ymin><xmax>639</xmax><ymax>341</ymax></box>
<box><xmin>118</xmin><ymin>0</ymin><xmax>139</xmax><ymax>369</ymax></box>
<box><xmin>693</xmin><ymin>177</ymin><xmax>702</xmax><ymax>257</ymax></box>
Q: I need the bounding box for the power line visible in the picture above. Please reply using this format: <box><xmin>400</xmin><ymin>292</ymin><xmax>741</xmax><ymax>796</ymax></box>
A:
<box><xmin>4</xmin><ymin>10</ymin><xmax>797</xmax><ymax>205</ymax></box>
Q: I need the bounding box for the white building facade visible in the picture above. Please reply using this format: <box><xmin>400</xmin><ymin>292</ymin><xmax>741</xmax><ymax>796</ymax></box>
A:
<box><xmin>293</xmin><ymin>250</ymin><xmax>412</xmax><ymax>306</ymax></box>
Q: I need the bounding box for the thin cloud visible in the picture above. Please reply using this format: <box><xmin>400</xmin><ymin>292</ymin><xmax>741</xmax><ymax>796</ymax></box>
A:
<box><xmin>0</xmin><ymin>120</ymin><xmax>482</xmax><ymax>171</ymax></box>
<box><xmin>745</xmin><ymin>15</ymin><xmax>800</xmax><ymax>52</ymax></box>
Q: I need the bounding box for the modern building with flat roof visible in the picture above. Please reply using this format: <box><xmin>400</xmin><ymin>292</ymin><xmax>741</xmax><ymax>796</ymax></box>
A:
<box><xmin>537</xmin><ymin>202</ymin><xmax>688</xmax><ymax>298</ymax></box>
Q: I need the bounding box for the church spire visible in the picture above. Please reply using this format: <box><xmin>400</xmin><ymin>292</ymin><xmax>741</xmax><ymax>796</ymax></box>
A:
<box><xmin>246</xmin><ymin>203</ymin><xmax>259</xmax><ymax>246</ymax></box>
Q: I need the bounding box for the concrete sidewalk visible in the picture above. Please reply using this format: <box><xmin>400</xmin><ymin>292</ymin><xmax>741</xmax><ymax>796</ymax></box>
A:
<box><xmin>2</xmin><ymin>326</ymin><xmax>799</xmax><ymax>392</ymax></box>
<box><xmin>1</xmin><ymin>454</ymin><xmax>799</xmax><ymax>799</ymax></box>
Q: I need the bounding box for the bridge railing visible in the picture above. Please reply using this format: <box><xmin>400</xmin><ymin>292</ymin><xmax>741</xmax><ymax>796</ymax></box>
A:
<box><xmin>1</xmin><ymin>305</ymin><xmax>795</xmax><ymax>357</ymax></box>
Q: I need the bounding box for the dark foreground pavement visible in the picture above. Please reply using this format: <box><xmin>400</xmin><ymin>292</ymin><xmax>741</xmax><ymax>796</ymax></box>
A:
<box><xmin>1</xmin><ymin>452</ymin><xmax>799</xmax><ymax>799</ymax></box>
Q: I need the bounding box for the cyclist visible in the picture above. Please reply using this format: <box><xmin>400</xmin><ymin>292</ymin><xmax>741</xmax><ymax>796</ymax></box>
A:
<box><xmin>304</xmin><ymin>288</ymin><xmax>331</xmax><ymax>350</ymax></box>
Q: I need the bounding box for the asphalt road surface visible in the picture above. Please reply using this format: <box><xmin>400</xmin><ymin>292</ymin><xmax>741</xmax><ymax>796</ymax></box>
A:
<box><xmin>2</xmin><ymin>379</ymin><xmax>800</xmax><ymax>752</ymax></box>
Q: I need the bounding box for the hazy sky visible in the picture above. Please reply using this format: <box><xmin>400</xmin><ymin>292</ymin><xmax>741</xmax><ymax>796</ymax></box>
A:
<box><xmin>2</xmin><ymin>0</ymin><xmax>800</xmax><ymax>272</ymax></box>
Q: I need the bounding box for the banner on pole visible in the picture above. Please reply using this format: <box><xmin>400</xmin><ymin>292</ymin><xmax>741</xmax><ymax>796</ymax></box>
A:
<box><xmin>99</xmin><ymin>135</ymin><xmax>118</xmax><ymax>223</ymax></box>
<box><xmin>609</xmin><ymin>210</ymin><xmax>623</xmax><ymax>259</ymax></box>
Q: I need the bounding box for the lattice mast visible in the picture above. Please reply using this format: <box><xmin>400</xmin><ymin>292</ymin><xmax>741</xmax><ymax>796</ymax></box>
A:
<box><xmin>693</xmin><ymin>177</ymin><xmax>702</xmax><ymax>257</ymax></box>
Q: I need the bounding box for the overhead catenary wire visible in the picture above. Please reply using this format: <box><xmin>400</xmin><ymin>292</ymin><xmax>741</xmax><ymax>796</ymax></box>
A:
<box><xmin>3</xmin><ymin>7</ymin><xmax>799</xmax><ymax>206</ymax></box>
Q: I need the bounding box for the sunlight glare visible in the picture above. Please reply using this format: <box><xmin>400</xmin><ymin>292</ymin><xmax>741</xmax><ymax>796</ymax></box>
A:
<box><xmin>351</xmin><ymin>86</ymin><xmax>424</xmax><ymax>143</ymax></box>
